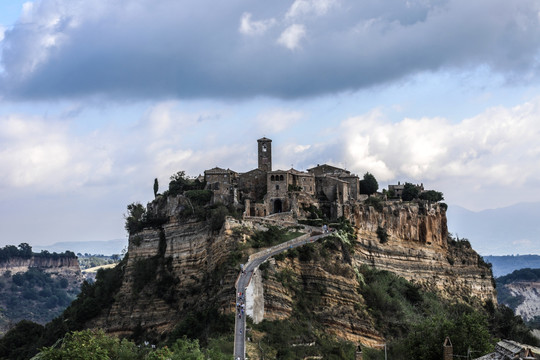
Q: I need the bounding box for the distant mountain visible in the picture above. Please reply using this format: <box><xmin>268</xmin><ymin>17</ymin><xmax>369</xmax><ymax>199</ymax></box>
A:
<box><xmin>446</xmin><ymin>202</ymin><xmax>540</xmax><ymax>256</ymax></box>
<box><xmin>484</xmin><ymin>255</ymin><xmax>540</xmax><ymax>277</ymax></box>
<box><xmin>33</xmin><ymin>239</ymin><xmax>127</xmax><ymax>256</ymax></box>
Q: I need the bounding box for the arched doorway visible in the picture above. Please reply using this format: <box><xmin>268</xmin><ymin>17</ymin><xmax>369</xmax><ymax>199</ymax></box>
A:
<box><xmin>273</xmin><ymin>199</ymin><xmax>283</xmax><ymax>213</ymax></box>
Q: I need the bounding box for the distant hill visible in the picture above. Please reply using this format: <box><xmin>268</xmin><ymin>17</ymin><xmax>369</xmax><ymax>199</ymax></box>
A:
<box><xmin>496</xmin><ymin>268</ymin><xmax>540</xmax><ymax>328</ymax></box>
<box><xmin>33</xmin><ymin>239</ymin><xmax>127</xmax><ymax>256</ymax></box>
<box><xmin>446</xmin><ymin>202</ymin><xmax>540</xmax><ymax>256</ymax></box>
<box><xmin>484</xmin><ymin>255</ymin><xmax>540</xmax><ymax>277</ymax></box>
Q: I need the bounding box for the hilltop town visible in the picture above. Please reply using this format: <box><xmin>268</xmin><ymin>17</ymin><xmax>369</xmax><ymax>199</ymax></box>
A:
<box><xmin>202</xmin><ymin>137</ymin><xmax>429</xmax><ymax>221</ymax></box>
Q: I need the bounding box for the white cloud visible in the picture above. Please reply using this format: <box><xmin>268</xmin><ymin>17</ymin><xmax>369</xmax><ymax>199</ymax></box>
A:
<box><xmin>277</xmin><ymin>24</ymin><xmax>306</xmax><ymax>50</ymax></box>
<box><xmin>239</xmin><ymin>12</ymin><xmax>276</xmax><ymax>36</ymax></box>
<box><xmin>337</xmin><ymin>97</ymin><xmax>540</xmax><ymax>208</ymax></box>
<box><xmin>294</xmin><ymin>144</ymin><xmax>311</xmax><ymax>153</ymax></box>
<box><xmin>286</xmin><ymin>0</ymin><xmax>338</xmax><ymax>19</ymax></box>
<box><xmin>256</xmin><ymin>109</ymin><xmax>304</xmax><ymax>133</ymax></box>
<box><xmin>0</xmin><ymin>115</ymin><xmax>114</xmax><ymax>191</ymax></box>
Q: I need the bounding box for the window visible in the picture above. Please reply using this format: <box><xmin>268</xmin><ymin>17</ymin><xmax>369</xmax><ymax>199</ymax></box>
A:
<box><xmin>262</xmin><ymin>144</ymin><xmax>267</xmax><ymax>152</ymax></box>
<box><xmin>280</xmin><ymin>175</ymin><xmax>284</xmax><ymax>181</ymax></box>
<box><xmin>276</xmin><ymin>185</ymin><xmax>280</xmax><ymax>190</ymax></box>
<box><xmin>271</xmin><ymin>175</ymin><xmax>275</xmax><ymax>181</ymax></box>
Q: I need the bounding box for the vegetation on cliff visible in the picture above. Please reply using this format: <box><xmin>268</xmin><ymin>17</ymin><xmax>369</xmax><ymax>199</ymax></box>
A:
<box><xmin>0</xmin><ymin>244</ymin><xmax>80</xmax><ymax>337</ymax></box>
<box><xmin>0</xmin><ymin>258</ymin><xmax>125</xmax><ymax>359</ymax></box>
<box><xmin>252</xmin><ymin>221</ymin><xmax>538</xmax><ymax>360</ymax></box>
<box><xmin>0</xmin><ymin>243</ymin><xmax>76</xmax><ymax>262</ymax></box>
<box><xmin>34</xmin><ymin>329</ymin><xmax>230</xmax><ymax>360</ymax></box>
<box><xmin>496</xmin><ymin>268</ymin><xmax>540</xmax><ymax>330</ymax></box>
<box><xmin>2</xmin><ymin>186</ymin><xmax>537</xmax><ymax>360</ymax></box>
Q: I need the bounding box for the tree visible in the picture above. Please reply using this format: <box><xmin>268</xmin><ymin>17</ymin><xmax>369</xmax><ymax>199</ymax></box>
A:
<box><xmin>419</xmin><ymin>190</ymin><xmax>444</xmax><ymax>202</ymax></box>
<box><xmin>124</xmin><ymin>202</ymin><xmax>147</xmax><ymax>234</ymax></box>
<box><xmin>18</xmin><ymin>243</ymin><xmax>33</xmax><ymax>258</ymax></box>
<box><xmin>401</xmin><ymin>183</ymin><xmax>420</xmax><ymax>201</ymax></box>
<box><xmin>360</xmin><ymin>172</ymin><xmax>378</xmax><ymax>195</ymax></box>
<box><xmin>153</xmin><ymin>178</ymin><xmax>159</xmax><ymax>198</ymax></box>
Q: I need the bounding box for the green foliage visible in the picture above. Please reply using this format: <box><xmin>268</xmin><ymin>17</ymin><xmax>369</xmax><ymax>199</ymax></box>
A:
<box><xmin>168</xmin><ymin>171</ymin><xmax>205</xmax><ymax>197</ymax></box>
<box><xmin>168</xmin><ymin>309</ymin><xmax>234</xmax><ymax>347</ymax></box>
<box><xmin>184</xmin><ymin>189</ymin><xmax>213</xmax><ymax>206</ymax></box>
<box><xmin>298</xmin><ymin>218</ymin><xmax>324</xmax><ymax>226</ymax></box>
<box><xmin>403</xmin><ymin>311</ymin><xmax>493</xmax><ymax>360</ymax></box>
<box><xmin>0</xmin><ymin>243</ymin><xmax>75</xmax><ymax>262</ymax></box>
<box><xmin>0</xmin><ymin>266</ymin><xmax>76</xmax><ymax>337</ymax></box>
<box><xmin>38</xmin><ymin>329</ymin><xmax>137</xmax><ymax>360</ymax></box>
<box><xmin>376</xmin><ymin>226</ymin><xmax>389</xmax><ymax>244</ymax></box>
<box><xmin>365</xmin><ymin>196</ymin><xmax>383</xmax><ymax>212</ymax></box>
<box><xmin>208</xmin><ymin>204</ymin><xmax>229</xmax><ymax>232</ymax></box>
<box><xmin>78</xmin><ymin>255</ymin><xmax>120</xmax><ymax>270</ymax></box>
<box><xmin>419</xmin><ymin>190</ymin><xmax>444</xmax><ymax>202</ymax></box>
<box><xmin>35</xmin><ymin>329</ymin><xmax>228</xmax><ymax>360</ymax></box>
<box><xmin>132</xmin><ymin>257</ymin><xmax>159</xmax><ymax>293</ymax></box>
<box><xmin>65</xmin><ymin>259</ymin><xmax>126</xmax><ymax>327</ymax></box>
<box><xmin>360</xmin><ymin>172</ymin><xmax>379</xmax><ymax>195</ymax></box>
<box><xmin>497</xmin><ymin>267</ymin><xmax>540</xmax><ymax>285</ymax></box>
<box><xmin>486</xmin><ymin>303</ymin><xmax>539</xmax><ymax>346</ymax></box>
<box><xmin>124</xmin><ymin>203</ymin><xmax>147</xmax><ymax>234</ymax></box>
<box><xmin>247</xmin><ymin>225</ymin><xmax>302</xmax><ymax>249</ymax></box>
<box><xmin>255</xmin><ymin>318</ymin><xmax>355</xmax><ymax>359</ymax></box>
<box><xmin>153</xmin><ymin>178</ymin><xmax>159</xmax><ymax>198</ymax></box>
<box><xmin>0</xmin><ymin>320</ymin><xmax>44</xmax><ymax>360</ymax></box>
<box><xmin>124</xmin><ymin>203</ymin><xmax>168</xmax><ymax>235</ymax></box>
<box><xmin>288</xmin><ymin>184</ymin><xmax>303</xmax><ymax>192</ymax></box>
<box><xmin>401</xmin><ymin>183</ymin><xmax>420</xmax><ymax>201</ymax></box>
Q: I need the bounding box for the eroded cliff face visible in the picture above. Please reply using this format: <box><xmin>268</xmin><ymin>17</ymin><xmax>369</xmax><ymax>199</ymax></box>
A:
<box><xmin>0</xmin><ymin>256</ymin><xmax>82</xmax><ymax>289</ymax></box>
<box><xmin>89</xmin><ymin>195</ymin><xmax>241</xmax><ymax>337</ymax></box>
<box><xmin>503</xmin><ymin>282</ymin><xmax>540</xmax><ymax>321</ymax></box>
<box><xmin>95</xmin><ymin>197</ymin><xmax>496</xmax><ymax>345</ymax></box>
<box><xmin>349</xmin><ymin>201</ymin><xmax>496</xmax><ymax>305</ymax></box>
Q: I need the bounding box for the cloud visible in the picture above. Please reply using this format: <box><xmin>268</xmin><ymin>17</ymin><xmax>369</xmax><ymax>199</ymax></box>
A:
<box><xmin>1</xmin><ymin>0</ymin><xmax>540</xmax><ymax>100</ymax></box>
<box><xmin>0</xmin><ymin>115</ymin><xmax>114</xmax><ymax>192</ymax></box>
<box><xmin>255</xmin><ymin>108</ymin><xmax>304</xmax><ymax>133</ymax></box>
<box><xmin>277</xmin><ymin>24</ymin><xmax>306</xmax><ymax>50</ymax></box>
<box><xmin>285</xmin><ymin>0</ymin><xmax>338</xmax><ymax>19</ymax></box>
<box><xmin>334</xmin><ymin>97</ymin><xmax>540</xmax><ymax>208</ymax></box>
<box><xmin>239</xmin><ymin>12</ymin><xmax>276</xmax><ymax>36</ymax></box>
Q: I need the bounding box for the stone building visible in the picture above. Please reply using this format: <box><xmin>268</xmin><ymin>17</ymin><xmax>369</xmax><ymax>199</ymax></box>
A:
<box><xmin>388</xmin><ymin>181</ymin><xmax>424</xmax><ymax>198</ymax></box>
<box><xmin>203</xmin><ymin>137</ymin><xmax>361</xmax><ymax>220</ymax></box>
<box><xmin>204</xmin><ymin>167</ymin><xmax>238</xmax><ymax>205</ymax></box>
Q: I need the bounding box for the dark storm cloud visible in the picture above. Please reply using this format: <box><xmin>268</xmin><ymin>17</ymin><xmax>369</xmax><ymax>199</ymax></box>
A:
<box><xmin>1</xmin><ymin>0</ymin><xmax>540</xmax><ymax>100</ymax></box>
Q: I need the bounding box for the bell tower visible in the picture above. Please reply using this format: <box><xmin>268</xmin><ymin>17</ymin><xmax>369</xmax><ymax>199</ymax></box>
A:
<box><xmin>257</xmin><ymin>137</ymin><xmax>272</xmax><ymax>172</ymax></box>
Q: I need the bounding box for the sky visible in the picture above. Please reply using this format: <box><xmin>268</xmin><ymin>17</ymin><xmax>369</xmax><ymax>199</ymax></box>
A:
<box><xmin>0</xmin><ymin>0</ymin><xmax>539</xmax><ymax>253</ymax></box>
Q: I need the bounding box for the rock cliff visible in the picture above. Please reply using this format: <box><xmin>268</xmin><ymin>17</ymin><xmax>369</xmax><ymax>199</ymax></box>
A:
<box><xmin>0</xmin><ymin>256</ymin><xmax>82</xmax><ymax>290</ymax></box>
<box><xmin>349</xmin><ymin>201</ymin><xmax>496</xmax><ymax>305</ymax></box>
<box><xmin>93</xmin><ymin>196</ymin><xmax>496</xmax><ymax>346</ymax></box>
<box><xmin>504</xmin><ymin>281</ymin><xmax>540</xmax><ymax>321</ymax></box>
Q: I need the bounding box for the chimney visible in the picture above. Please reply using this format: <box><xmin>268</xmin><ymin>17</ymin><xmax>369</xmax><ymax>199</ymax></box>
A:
<box><xmin>443</xmin><ymin>337</ymin><xmax>453</xmax><ymax>360</ymax></box>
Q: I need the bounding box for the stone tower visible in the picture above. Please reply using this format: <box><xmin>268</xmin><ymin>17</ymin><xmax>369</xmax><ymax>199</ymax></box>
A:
<box><xmin>257</xmin><ymin>137</ymin><xmax>272</xmax><ymax>172</ymax></box>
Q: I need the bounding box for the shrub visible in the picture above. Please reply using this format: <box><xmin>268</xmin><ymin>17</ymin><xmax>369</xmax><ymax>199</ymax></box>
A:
<box><xmin>185</xmin><ymin>190</ymin><xmax>213</xmax><ymax>206</ymax></box>
<box><xmin>376</xmin><ymin>226</ymin><xmax>389</xmax><ymax>244</ymax></box>
<box><xmin>365</xmin><ymin>196</ymin><xmax>383</xmax><ymax>212</ymax></box>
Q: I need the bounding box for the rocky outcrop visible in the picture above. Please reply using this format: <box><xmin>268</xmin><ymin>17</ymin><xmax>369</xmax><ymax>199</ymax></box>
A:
<box><xmin>504</xmin><ymin>281</ymin><xmax>540</xmax><ymax>321</ymax></box>
<box><xmin>89</xmin><ymin>212</ymin><xmax>241</xmax><ymax>337</ymax></box>
<box><xmin>0</xmin><ymin>256</ymin><xmax>82</xmax><ymax>290</ymax></box>
<box><xmin>94</xmin><ymin>196</ymin><xmax>496</xmax><ymax>345</ymax></box>
<box><xmin>260</xmin><ymin>256</ymin><xmax>383</xmax><ymax>347</ymax></box>
<box><xmin>349</xmin><ymin>201</ymin><xmax>496</xmax><ymax>305</ymax></box>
